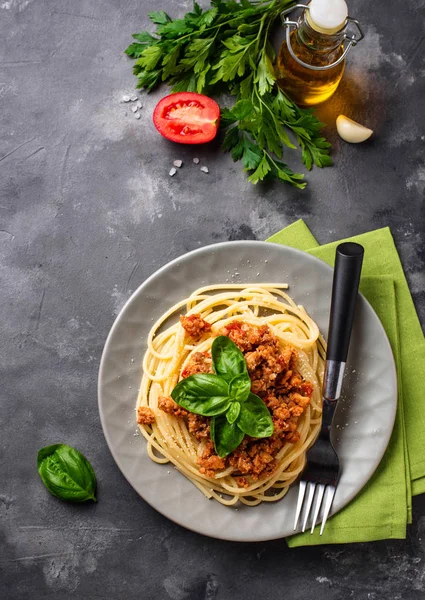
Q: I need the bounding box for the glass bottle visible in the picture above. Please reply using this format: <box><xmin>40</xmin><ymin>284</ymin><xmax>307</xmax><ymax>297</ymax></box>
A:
<box><xmin>276</xmin><ymin>0</ymin><xmax>363</xmax><ymax>106</ymax></box>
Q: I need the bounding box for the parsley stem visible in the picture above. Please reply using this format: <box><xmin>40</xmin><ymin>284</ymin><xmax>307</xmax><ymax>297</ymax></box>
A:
<box><xmin>254</xmin><ymin>14</ymin><xmax>267</xmax><ymax>54</ymax></box>
<box><xmin>254</xmin><ymin>82</ymin><xmax>281</xmax><ymax>130</ymax></box>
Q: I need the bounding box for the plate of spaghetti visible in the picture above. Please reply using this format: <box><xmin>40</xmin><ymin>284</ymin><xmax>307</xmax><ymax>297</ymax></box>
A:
<box><xmin>98</xmin><ymin>241</ymin><xmax>397</xmax><ymax>541</ymax></box>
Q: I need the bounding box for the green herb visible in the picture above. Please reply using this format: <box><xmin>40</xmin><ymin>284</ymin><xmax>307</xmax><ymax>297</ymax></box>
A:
<box><xmin>171</xmin><ymin>373</ymin><xmax>231</xmax><ymax>416</ymax></box>
<box><xmin>37</xmin><ymin>444</ymin><xmax>97</xmax><ymax>503</ymax></box>
<box><xmin>228</xmin><ymin>373</ymin><xmax>251</xmax><ymax>402</ymax></box>
<box><xmin>237</xmin><ymin>392</ymin><xmax>274</xmax><ymax>437</ymax></box>
<box><xmin>171</xmin><ymin>336</ymin><xmax>274</xmax><ymax>457</ymax></box>
<box><xmin>211</xmin><ymin>414</ymin><xmax>245</xmax><ymax>456</ymax></box>
<box><xmin>125</xmin><ymin>0</ymin><xmax>332</xmax><ymax>187</ymax></box>
<box><xmin>226</xmin><ymin>401</ymin><xmax>241</xmax><ymax>423</ymax></box>
<box><xmin>211</xmin><ymin>334</ymin><xmax>247</xmax><ymax>382</ymax></box>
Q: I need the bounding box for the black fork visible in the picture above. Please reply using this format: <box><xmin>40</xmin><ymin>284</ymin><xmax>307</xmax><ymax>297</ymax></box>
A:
<box><xmin>294</xmin><ymin>242</ymin><xmax>364</xmax><ymax>534</ymax></box>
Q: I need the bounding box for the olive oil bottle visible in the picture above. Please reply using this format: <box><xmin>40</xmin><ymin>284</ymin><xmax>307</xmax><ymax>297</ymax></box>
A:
<box><xmin>276</xmin><ymin>0</ymin><xmax>364</xmax><ymax>106</ymax></box>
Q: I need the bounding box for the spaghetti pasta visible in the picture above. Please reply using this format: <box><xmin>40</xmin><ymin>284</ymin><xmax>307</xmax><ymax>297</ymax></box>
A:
<box><xmin>136</xmin><ymin>284</ymin><xmax>325</xmax><ymax>506</ymax></box>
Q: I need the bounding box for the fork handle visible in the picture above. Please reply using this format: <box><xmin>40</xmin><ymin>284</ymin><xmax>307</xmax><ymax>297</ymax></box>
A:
<box><xmin>323</xmin><ymin>242</ymin><xmax>364</xmax><ymax>401</ymax></box>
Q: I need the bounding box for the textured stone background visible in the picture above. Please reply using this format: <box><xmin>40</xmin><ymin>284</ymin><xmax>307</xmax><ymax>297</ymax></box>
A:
<box><xmin>1</xmin><ymin>0</ymin><xmax>424</xmax><ymax>598</ymax></box>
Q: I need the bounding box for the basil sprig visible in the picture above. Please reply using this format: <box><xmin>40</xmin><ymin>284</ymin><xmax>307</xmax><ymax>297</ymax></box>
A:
<box><xmin>37</xmin><ymin>444</ymin><xmax>97</xmax><ymax>502</ymax></box>
<box><xmin>171</xmin><ymin>336</ymin><xmax>274</xmax><ymax>457</ymax></box>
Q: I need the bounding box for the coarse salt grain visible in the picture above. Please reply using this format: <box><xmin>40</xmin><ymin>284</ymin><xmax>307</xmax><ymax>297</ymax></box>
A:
<box><xmin>131</xmin><ymin>105</ymin><xmax>138</xmax><ymax>113</ymax></box>
<box><xmin>135</xmin><ymin>113</ymin><xmax>141</xmax><ymax>119</ymax></box>
<box><xmin>122</xmin><ymin>95</ymin><xmax>131</xmax><ymax>102</ymax></box>
<box><xmin>200</xmin><ymin>166</ymin><xmax>209</xmax><ymax>173</ymax></box>
<box><xmin>173</xmin><ymin>159</ymin><xmax>183</xmax><ymax>168</ymax></box>
<box><xmin>130</xmin><ymin>94</ymin><xmax>138</xmax><ymax>102</ymax></box>
<box><xmin>169</xmin><ymin>167</ymin><xmax>177</xmax><ymax>177</ymax></box>
<box><xmin>136</xmin><ymin>101</ymin><xmax>143</xmax><ymax>109</ymax></box>
<box><xmin>193</xmin><ymin>157</ymin><xmax>200</xmax><ymax>164</ymax></box>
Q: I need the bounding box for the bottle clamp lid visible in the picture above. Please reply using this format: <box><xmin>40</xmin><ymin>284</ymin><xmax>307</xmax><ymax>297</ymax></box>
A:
<box><xmin>307</xmin><ymin>0</ymin><xmax>348</xmax><ymax>34</ymax></box>
<box><xmin>281</xmin><ymin>2</ymin><xmax>364</xmax><ymax>72</ymax></box>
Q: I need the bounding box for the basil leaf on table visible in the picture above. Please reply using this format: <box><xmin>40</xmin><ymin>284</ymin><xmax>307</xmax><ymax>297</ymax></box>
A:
<box><xmin>228</xmin><ymin>373</ymin><xmax>251</xmax><ymax>403</ymax></box>
<box><xmin>237</xmin><ymin>393</ymin><xmax>274</xmax><ymax>438</ymax></box>
<box><xmin>226</xmin><ymin>401</ymin><xmax>241</xmax><ymax>424</ymax></box>
<box><xmin>211</xmin><ymin>414</ymin><xmax>245</xmax><ymax>458</ymax></box>
<box><xmin>37</xmin><ymin>444</ymin><xmax>97</xmax><ymax>502</ymax></box>
<box><xmin>211</xmin><ymin>335</ymin><xmax>247</xmax><ymax>382</ymax></box>
<box><xmin>171</xmin><ymin>373</ymin><xmax>231</xmax><ymax>416</ymax></box>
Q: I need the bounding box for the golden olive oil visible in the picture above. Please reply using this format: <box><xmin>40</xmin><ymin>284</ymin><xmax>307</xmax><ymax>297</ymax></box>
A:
<box><xmin>276</xmin><ymin>29</ymin><xmax>345</xmax><ymax>106</ymax></box>
<box><xmin>276</xmin><ymin>0</ymin><xmax>359</xmax><ymax>106</ymax></box>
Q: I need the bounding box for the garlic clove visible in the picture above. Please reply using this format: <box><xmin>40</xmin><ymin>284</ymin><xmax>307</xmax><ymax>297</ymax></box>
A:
<box><xmin>336</xmin><ymin>115</ymin><xmax>373</xmax><ymax>143</ymax></box>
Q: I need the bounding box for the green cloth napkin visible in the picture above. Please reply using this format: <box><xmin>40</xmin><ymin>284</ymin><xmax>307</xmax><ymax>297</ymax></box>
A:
<box><xmin>267</xmin><ymin>220</ymin><xmax>425</xmax><ymax>546</ymax></box>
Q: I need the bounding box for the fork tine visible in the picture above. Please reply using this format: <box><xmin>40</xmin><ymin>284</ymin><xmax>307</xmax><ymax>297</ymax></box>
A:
<box><xmin>294</xmin><ymin>481</ymin><xmax>306</xmax><ymax>531</ymax></box>
<box><xmin>319</xmin><ymin>485</ymin><xmax>336</xmax><ymax>535</ymax></box>
<box><xmin>310</xmin><ymin>483</ymin><xmax>325</xmax><ymax>534</ymax></box>
<box><xmin>302</xmin><ymin>482</ymin><xmax>316</xmax><ymax>532</ymax></box>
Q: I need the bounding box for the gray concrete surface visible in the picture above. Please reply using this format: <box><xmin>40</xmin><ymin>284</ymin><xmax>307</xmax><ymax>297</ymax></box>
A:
<box><xmin>1</xmin><ymin>0</ymin><xmax>424</xmax><ymax>598</ymax></box>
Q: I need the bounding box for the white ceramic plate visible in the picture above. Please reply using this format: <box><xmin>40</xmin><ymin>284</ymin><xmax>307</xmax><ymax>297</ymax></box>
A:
<box><xmin>98</xmin><ymin>242</ymin><xmax>397</xmax><ymax>542</ymax></box>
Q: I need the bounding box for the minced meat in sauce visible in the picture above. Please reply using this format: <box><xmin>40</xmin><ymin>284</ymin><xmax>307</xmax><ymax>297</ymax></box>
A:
<box><xmin>137</xmin><ymin>406</ymin><xmax>156</xmax><ymax>425</ymax></box>
<box><xmin>158</xmin><ymin>396</ymin><xmax>189</xmax><ymax>418</ymax></box>
<box><xmin>158</xmin><ymin>320</ymin><xmax>314</xmax><ymax>484</ymax></box>
<box><xmin>180</xmin><ymin>314</ymin><xmax>212</xmax><ymax>340</ymax></box>
<box><xmin>181</xmin><ymin>351</ymin><xmax>212</xmax><ymax>379</ymax></box>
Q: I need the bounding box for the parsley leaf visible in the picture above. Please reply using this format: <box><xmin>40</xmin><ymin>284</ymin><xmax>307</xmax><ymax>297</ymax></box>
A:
<box><xmin>125</xmin><ymin>43</ymin><xmax>145</xmax><ymax>58</ymax></box>
<box><xmin>231</xmin><ymin>99</ymin><xmax>254</xmax><ymax>120</ymax></box>
<box><xmin>255</xmin><ymin>51</ymin><xmax>275</xmax><ymax>96</ymax></box>
<box><xmin>162</xmin><ymin>45</ymin><xmax>182</xmax><ymax>80</ymax></box>
<box><xmin>211</xmin><ymin>35</ymin><xmax>256</xmax><ymax>82</ymax></box>
<box><xmin>180</xmin><ymin>38</ymin><xmax>215</xmax><ymax>74</ymax></box>
<box><xmin>132</xmin><ymin>31</ymin><xmax>157</xmax><ymax>44</ymax></box>
<box><xmin>135</xmin><ymin>45</ymin><xmax>163</xmax><ymax>70</ymax></box>
<box><xmin>135</xmin><ymin>69</ymin><xmax>162</xmax><ymax>91</ymax></box>
<box><xmin>247</xmin><ymin>153</ymin><xmax>271</xmax><ymax>183</ymax></box>
<box><xmin>148</xmin><ymin>11</ymin><xmax>171</xmax><ymax>26</ymax></box>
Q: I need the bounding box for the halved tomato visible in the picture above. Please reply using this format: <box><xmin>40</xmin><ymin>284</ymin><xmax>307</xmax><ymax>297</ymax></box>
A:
<box><xmin>152</xmin><ymin>92</ymin><xmax>220</xmax><ymax>145</ymax></box>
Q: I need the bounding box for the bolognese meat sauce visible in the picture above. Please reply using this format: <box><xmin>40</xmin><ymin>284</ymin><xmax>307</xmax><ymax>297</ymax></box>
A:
<box><xmin>159</xmin><ymin>320</ymin><xmax>314</xmax><ymax>485</ymax></box>
<box><xmin>180</xmin><ymin>314</ymin><xmax>212</xmax><ymax>340</ymax></box>
<box><xmin>137</xmin><ymin>406</ymin><xmax>156</xmax><ymax>425</ymax></box>
<box><xmin>181</xmin><ymin>351</ymin><xmax>212</xmax><ymax>379</ymax></box>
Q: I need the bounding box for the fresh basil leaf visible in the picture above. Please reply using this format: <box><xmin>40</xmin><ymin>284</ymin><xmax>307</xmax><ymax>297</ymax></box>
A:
<box><xmin>226</xmin><ymin>401</ymin><xmax>241</xmax><ymax>424</ymax></box>
<box><xmin>237</xmin><ymin>393</ymin><xmax>274</xmax><ymax>438</ymax></box>
<box><xmin>171</xmin><ymin>373</ymin><xmax>230</xmax><ymax>416</ymax></box>
<box><xmin>228</xmin><ymin>374</ymin><xmax>251</xmax><ymax>402</ymax></box>
<box><xmin>37</xmin><ymin>444</ymin><xmax>97</xmax><ymax>502</ymax></box>
<box><xmin>211</xmin><ymin>335</ymin><xmax>247</xmax><ymax>382</ymax></box>
<box><xmin>211</xmin><ymin>415</ymin><xmax>245</xmax><ymax>457</ymax></box>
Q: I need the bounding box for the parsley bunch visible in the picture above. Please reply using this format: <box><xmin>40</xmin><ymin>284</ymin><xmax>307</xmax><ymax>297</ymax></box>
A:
<box><xmin>125</xmin><ymin>0</ymin><xmax>332</xmax><ymax>188</ymax></box>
